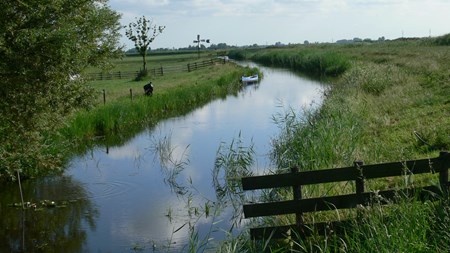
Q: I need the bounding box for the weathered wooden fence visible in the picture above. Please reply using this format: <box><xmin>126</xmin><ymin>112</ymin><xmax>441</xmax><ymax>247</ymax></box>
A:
<box><xmin>241</xmin><ymin>151</ymin><xmax>450</xmax><ymax>240</ymax></box>
<box><xmin>86</xmin><ymin>58</ymin><xmax>227</xmax><ymax>81</ymax></box>
<box><xmin>85</xmin><ymin>70</ymin><xmax>140</xmax><ymax>80</ymax></box>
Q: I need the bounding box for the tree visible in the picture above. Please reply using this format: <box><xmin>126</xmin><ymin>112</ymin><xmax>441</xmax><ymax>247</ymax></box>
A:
<box><xmin>0</xmin><ymin>0</ymin><xmax>122</xmax><ymax>181</ymax></box>
<box><xmin>125</xmin><ymin>16</ymin><xmax>165</xmax><ymax>72</ymax></box>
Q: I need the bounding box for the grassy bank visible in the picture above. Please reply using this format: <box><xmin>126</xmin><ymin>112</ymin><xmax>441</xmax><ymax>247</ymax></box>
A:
<box><xmin>225</xmin><ymin>37</ymin><xmax>450</xmax><ymax>252</ymax></box>
<box><xmin>60</xmin><ymin>59</ymin><xmax>258</xmax><ymax>155</ymax></box>
<box><xmin>0</xmin><ymin>53</ymin><xmax>256</xmax><ymax>181</ymax></box>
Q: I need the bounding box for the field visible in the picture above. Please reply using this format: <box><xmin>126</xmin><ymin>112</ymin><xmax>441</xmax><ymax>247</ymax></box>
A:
<box><xmin>81</xmin><ymin>41</ymin><xmax>450</xmax><ymax>253</ymax></box>
<box><xmin>221</xmin><ymin>38</ymin><xmax>450</xmax><ymax>252</ymax></box>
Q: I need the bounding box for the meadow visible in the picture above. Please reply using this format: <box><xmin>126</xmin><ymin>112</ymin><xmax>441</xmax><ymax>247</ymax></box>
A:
<box><xmin>221</xmin><ymin>36</ymin><xmax>450</xmax><ymax>252</ymax></box>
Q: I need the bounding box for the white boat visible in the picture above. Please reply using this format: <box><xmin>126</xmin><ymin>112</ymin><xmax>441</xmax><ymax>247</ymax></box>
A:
<box><xmin>241</xmin><ymin>74</ymin><xmax>259</xmax><ymax>83</ymax></box>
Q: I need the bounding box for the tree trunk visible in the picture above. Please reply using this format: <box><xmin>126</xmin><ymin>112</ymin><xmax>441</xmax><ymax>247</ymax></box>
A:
<box><xmin>142</xmin><ymin>53</ymin><xmax>147</xmax><ymax>71</ymax></box>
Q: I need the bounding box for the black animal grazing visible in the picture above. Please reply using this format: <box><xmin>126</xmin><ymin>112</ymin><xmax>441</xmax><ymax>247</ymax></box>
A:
<box><xmin>144</xmin><ymin>82</ymin><xmax>154</xmax><ymax>96</ymax></box>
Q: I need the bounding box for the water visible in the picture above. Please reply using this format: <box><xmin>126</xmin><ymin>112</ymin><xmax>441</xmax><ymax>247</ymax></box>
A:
<box><xmin>0</xmin><ymin>62</ymin><xmax>325</xmax><ymax>252</ymax></box>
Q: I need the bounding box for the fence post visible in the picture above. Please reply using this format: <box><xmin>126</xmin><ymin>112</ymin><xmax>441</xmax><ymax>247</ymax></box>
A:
<box><xmin>160</xmin><ymin>66</ymin><xmax>164</xmax><ymax>76</ymax></box>
<box><xmin>187</xmin><ymin>63</ymin><xmax>191</xmax><ymax>72</ymax></box>
<box><xmin>291</xmin><ymin>166</ymin><xmax>304</xmax><ymax>233</ymax></box>
<box><xmin>102</xmin><ymin>89</ymin><xmax>106</xmax><ymax>105</ymax></box>
<box><xmin>439</xmin><ymin>151</ymin><xmax>449</xmax><ymax>198</ymax></box>
<box><xmin>130</xmin><ymin>89</ymin><xmax>133</xmax><ymax>101</ymax></box>
<box><xmin>354</xmin><ymin>160</ymin><xmax>364</xmax><ymax>220</ymax></box>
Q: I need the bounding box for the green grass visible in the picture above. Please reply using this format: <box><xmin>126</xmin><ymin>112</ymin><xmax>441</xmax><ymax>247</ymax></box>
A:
<box><xmin>0</xmin><ymin>52</ymin><xmax>254</xmax><ymax>180</ymax></box>
<box><xmin>86</xmin><ymin>51</ymin><xmax>223</xmax><ymax>73</ymax></box>
<box><xmin>222</xmin><ymin>37</ymin><xmax>450</xmax><ymax>252</ymax></box>
<box><xmin>60</xmin><ymin>62</ymin><xmax>255</xmax><ymax>153</ymax></box>
<box><xmin>230</xmin><ymin>47</ymin><xmax>351</xmax><ymax>77</ymax></box>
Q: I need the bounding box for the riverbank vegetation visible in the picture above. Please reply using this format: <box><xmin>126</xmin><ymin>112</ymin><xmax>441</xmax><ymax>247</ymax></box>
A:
<box><xmin>61</xmin><ymin>59</ymin><xmax>255</xmax><ymax>154</ymax></box>
<box><xmin>224</xmin><ymin>35</ymin><xmax>449</xmax><ymax>252</ymax></box>
<box><xmin>0</xmin><ymin>41</ymin><xmax>256</xmax><ymax>182</ymax></box>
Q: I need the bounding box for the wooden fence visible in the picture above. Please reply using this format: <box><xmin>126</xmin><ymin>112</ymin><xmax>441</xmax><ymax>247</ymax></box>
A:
<box><xmin>86</xmin><ymin>58</ymin><xmax>227</xmax><ymax>81</ymax></box>
<box><xmin>241</xmin><ymin>151</ymin><xmax>450</xmax><ymax>240</ymax></box>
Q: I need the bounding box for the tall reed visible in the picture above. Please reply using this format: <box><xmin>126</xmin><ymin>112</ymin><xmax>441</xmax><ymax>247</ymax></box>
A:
<box><xmin>240</xmin><ymin>49</ymin><xmax>351</xmax><ymax>77</ymax></box>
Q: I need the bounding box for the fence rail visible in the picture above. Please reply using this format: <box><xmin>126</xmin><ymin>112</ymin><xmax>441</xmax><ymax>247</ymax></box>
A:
<box><xmin>86</xmin><ymin>58</ymin><xmax>227</xmax><ymax>81</ymax></box>
<box><xmin>241</xmin><ymin>151</ymin><xmax>450</xmax><ymax>240</ymax></box>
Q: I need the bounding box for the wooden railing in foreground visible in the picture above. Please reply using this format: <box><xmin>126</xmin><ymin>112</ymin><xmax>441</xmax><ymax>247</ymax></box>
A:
<box><xmin>241</xmin><ymin>151</ymin><xmax>450</xmax><ymax>240</ymax></box>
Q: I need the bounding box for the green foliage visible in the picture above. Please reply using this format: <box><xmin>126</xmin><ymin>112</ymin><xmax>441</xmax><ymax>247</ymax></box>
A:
<box><xmin>0</xmin><ymin>0</ymin><xmax>122</xmax><ymax>181</ymax></box>
<box><xmin>271</xmin><ymin>94</ymin><xmax>362</xmax><ymax>171</ymax></box>
<box><xmin>213</xmin><ymin>132</ymin><xmax>254</xmax><ymax>202</ymax></box>
<box><xmin>227</xmin><ymin>50</ymin><xmax>247</xmax><ymax>60</ymax></box>
<box><xmin>340</xmin><ymin>62</ymin><xmax>405</xmax><ymax>96</ymax></box>
<box><xmin>60</xmin><ymin>65</ymin><xmax>245</xmax><ymax>151</ymax></box>
<box><xmin>220</xmin><ymin>40</ymin><xmax>450</xmax><ymax>252</ymax></box>
<box><xmin>250</xmin><ymin>49</ymin><xmax>350</xmax><ymax>77</ymax></box>
<box><xmin>134</xmin><ymin>69</ymin><xmax>148</xmax><ymax>81</ymax></box>
<box><xmin>325</xmin><ymin>200</ymin><xmax>450</xmax><ymax>252</ymax></box>
<box><xmin>434</xmin><ymin>33</ymin><xmax>450</xmax><ymax>46</ymax></box>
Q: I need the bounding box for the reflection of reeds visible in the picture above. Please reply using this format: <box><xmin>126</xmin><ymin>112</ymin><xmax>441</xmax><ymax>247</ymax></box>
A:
<box><xmin>145</xmin><ymin>132</ymin><xmax>258</xmax><ymax>252</ymax></box>
<box><xmin>150</xmin><ymin>133</ymin><xmax>189</xmax><ymax>196</ymax></box>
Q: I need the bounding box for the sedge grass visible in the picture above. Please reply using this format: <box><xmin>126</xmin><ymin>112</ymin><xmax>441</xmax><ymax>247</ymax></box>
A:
<box><xmin>220</xmin><ymin>38</ymin><xmax>450</xmax><ymax>252</ymax></box>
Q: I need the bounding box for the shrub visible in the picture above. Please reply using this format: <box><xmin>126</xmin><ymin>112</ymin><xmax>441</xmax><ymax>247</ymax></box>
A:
<box><xmin>134</xmin><ymin>69</ymin><xmax>148</xmax><ymax>81</ymax></box>
<box><xmin>434</xmin><ymin>33</ymin><xmax>450</xmax><ymax>46</ymax></box>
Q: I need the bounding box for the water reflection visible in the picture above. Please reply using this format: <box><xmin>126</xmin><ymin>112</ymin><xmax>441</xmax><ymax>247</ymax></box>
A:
<box><xmin>1</xmin><ymin>62</ymin><xmax>326</xmax><ymax>252</ymax></box>
<box><xmin>0</xmin><ymin>176</ymin><xmax>96</xmax><ymax>253</ymax></box>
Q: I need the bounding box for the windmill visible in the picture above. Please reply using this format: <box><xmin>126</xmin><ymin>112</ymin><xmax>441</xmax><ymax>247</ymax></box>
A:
<box><xmin>193</xmin><ymin>34</ymin><xmax>210</xmax><ymax>58</ymax></box>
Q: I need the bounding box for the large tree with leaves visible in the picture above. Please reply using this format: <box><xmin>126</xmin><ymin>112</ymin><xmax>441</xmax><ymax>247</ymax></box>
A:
<box><xmin>125</xmin><ymin>16</ymin><xmax>165</xmax><ymax>72</ymax></box>
<box><xmin>0</xmin><ymin>0</ymin><xmax>122</xmax><ymax>181</ymax></box>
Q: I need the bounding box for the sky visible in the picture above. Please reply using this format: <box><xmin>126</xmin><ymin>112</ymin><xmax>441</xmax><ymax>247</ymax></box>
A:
<box><xmin>108</xmin><ymin>0</ymin><xmax>450</xmax><ymax>50</ymax></box>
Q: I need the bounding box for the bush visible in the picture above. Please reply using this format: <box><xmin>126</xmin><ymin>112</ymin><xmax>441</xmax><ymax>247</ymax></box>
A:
<box><xmin>134</xmin><ymin>69</ymin><xmax>148</xmax><ymax>81</ymax></box>
<box><xmin>434</xmin><ymin>33</ymin><xmax>450</xmax><ymax>46</ymax></box>
<box><xmin>227</xmin><ymin>50</ymin><xmax>247</xmax><ymax>60</ymax></box>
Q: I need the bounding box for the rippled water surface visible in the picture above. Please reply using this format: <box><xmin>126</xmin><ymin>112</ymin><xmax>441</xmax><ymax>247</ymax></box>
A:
<box><xmin>0</xmin><ymin>62</ymin><xmax>325</xmax><ymax>252</ymax></box>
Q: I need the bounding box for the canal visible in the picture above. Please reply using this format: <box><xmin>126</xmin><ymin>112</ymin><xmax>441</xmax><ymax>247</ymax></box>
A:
<box><xmin>0</xmin><ymin>62</ymin><xmax>325</xmax><ymax>252</ymax></box>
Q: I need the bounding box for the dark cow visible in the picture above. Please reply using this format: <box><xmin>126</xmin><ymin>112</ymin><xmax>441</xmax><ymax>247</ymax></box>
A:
<box><xmin>144</xmin><ymin>82</ymin><xmax>154</xmax><ymax>96</ymax></box>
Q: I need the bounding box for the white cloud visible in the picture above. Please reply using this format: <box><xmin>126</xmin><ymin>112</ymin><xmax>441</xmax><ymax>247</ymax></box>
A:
<box><xmin>111</xmin><ymin>0</ymin><xmax>450</xmax><ymax>49</ymax></box>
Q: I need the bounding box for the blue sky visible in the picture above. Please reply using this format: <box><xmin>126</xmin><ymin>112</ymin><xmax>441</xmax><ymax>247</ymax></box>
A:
<box><xmin>109</xmin><ymin>0</ymin><xmax>450</xmax><ymax>50</ymax></box>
